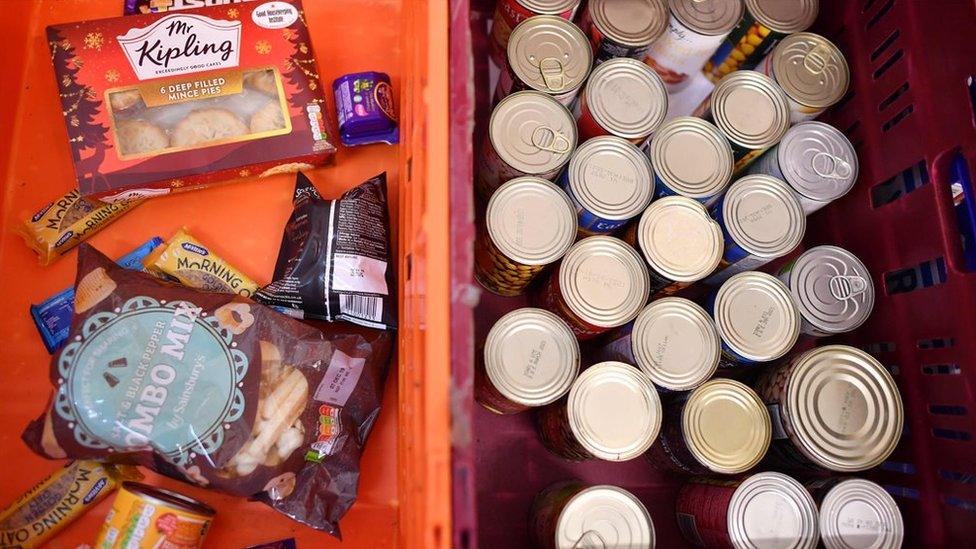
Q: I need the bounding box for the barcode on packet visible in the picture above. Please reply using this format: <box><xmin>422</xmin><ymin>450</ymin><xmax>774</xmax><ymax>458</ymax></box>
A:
<box><xmin>339</xmin><ymin>294</ymin><xmax>383</xmax><ymax>322</ymax></box>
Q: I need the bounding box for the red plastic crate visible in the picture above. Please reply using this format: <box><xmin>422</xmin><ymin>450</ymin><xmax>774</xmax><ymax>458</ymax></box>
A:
<box><xmin>450</xmin><ymin>0</ymin><xmax>976</xmax><ymax>547</ymax></box>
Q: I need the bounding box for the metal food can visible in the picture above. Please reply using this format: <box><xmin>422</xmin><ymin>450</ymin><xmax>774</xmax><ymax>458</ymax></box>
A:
<box><xmin>476</xmin><ymin>308</ymin><xmax>580</xmax><ymax>414</ymax></box>
<box><xmin>777</xmin><ymin>245</ymin><xmax>874</xmax><ymax>336</ymax></box>
<box><xmin>597</xmin><ymin>297</ymin><xmax>720</xmax><ymax>392</ymax></box>
<box><xmin>646</xmin><ymin>378</ymin><xmax>771</xmax><ymax>474</ymax></box>
<box><xmin>694</xmin><ymin>70</ymin><xmax>792</xmax><ymax>172</ymax></box>
<box><xmin>537</xmin><ymin>236</ymin><xmax>651</xmax><ymax>339</ymax></box>
<box><xmin>95</xmin><ymin>482</ymin><xmax>215</xmax><ymax>549</ymax></box>
<box><xmin>579</xmin><ymin>0</ymin><xmax>669</xmax><ymax>65</ymax></box>
<box><xmin>474</xmin><ymin>177</ymin><xmax>577</xmax><ymax>296</ymax></box>
<box><xmin>529</xmin><ymin>481</ymin><xmax>657</xmax><ymax>549</ymax></box>
<box><xmin>704</xmin><ymin>0</ymin><xmax>819</xmax><ymax>81</ymax></box>
<box><xmin>536</xmin><ymin>361</ymin><xmax>662</xmax><ymax>461</ymax></box>
<box><xmin>707</xmin><ymin>271</ymin><xmax>800</xmax><ymax>369</ymax></box>
<box><xmin>705</xmin><ymin>175</ymin><xmax>806</xmax><ymax>285</ymax></box>
<box><xmin>496</xmin><ymin>16</ymin><xmax>593</xmax><ymax>107</ymax></box>
<box><xmin>754</xmin><ymin>345</ymin><xmax>904</xmax><ymax>472</ymax></box>
<box><xmin>676</xmin><ymin>472</ymin><xmax>819</xmax><ymax>549</ymax></box>
<box><xmin>644</xmin><ymin>0</ymin><xmax>745</xmax><ymax>92</ymax></box>
<box><xmin>489</xmin><ymin>0</ymin><xmax>582</xmax><ymax>67</ymax></box>
<box><xmin>649</xmin><ymin>116</ymin><xmax>734</xmax><ymax>205</ymax></box>
<box><xmin>806</xmin><ymin>478</ymin><xmax>904</xmax><ymax>549</ymax></box>
<box><xmin>747</xmin><ymin>121</ymin><xmax>858</xmax><ymax>214</ymax></box>
<box><xmin>574</xmin><ymin>57</ymin><xmax>668</xmax><ymax>143</ymax></box>
<box><xmin>476</xmin><ymin>91</ymin><xmax>577</xmax><ymax>200</ymax></box>
<box><xmin>559</xmin><ymin>136</ymin><xmax>654</xmax><ymax>235</ymax></box>
<box><xmin>756</xmin><ymin>32</ymin><xmax>850</xmax><ymax>123</ymax></box>
<box><xmin>622</xmin><ymin>196</ymin><xmax>724</xmax><ymax>295</ymax></box>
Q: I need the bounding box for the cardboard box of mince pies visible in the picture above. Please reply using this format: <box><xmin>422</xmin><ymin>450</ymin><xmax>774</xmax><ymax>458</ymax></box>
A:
<box><xmin>47</xmin><ymin>0</ymin><xmax>336</xmax><ymax>202</ymax></box>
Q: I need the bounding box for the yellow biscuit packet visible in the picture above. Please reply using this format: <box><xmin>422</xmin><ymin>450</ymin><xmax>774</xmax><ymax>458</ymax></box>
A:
<box><xmin>143</xmin><ymin>227</ymin><xmax>259</xmax><ymax>297</ymax></box>
<box><xmin>16</xmin><ymin>189</ymin><xmax>142</xmax><ymax>265</ymax></box>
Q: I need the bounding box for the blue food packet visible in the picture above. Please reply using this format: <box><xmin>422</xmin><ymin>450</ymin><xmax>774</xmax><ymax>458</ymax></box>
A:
<box><xmin>333</xmin><ymin>71</ymin><xmax>399</xmax><ymax>146</ymax></box>
<box><xmin>30</xmin><ymin>237</ymin><xmax>163</xmax><ymax>353</ymax></box>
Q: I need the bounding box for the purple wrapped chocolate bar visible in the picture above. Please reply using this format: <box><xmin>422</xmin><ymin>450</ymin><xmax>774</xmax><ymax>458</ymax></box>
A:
<box><xmin>333</xmin><ymin>71</ymin><xmax>400</xmax><ymax>146</ymax></box>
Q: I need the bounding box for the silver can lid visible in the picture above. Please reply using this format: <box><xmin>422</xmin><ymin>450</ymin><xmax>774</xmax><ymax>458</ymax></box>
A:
<box><xmin>670</xmin><ymin>0</ymin><xmax>745</xmax><ymax>36</ymax></box>
<box><xmin>560</xmin><ymin>236</ymin><xmax>651</xmax><ymax>328</ymax></box>
<box><xmin>728</xmin><ymin>472</ymin><xmax>820</xmax><ymax>549</ymax></box>
<box><xmin>517</xmin><ymin>0</ymin><xmax>582</xmax><ymax>14</ymax></box>
<box><xmin>508</xmin><ymin>16</ymin><xmax>593</xmax><ymax>97</ymax></box>
<box><xmin>568</xmin><ymin>361</ymin><xmax>662</xmax><ymax>461</ymax></box>
<box><xmin>710</xmin><ymin>71</ymin><xmax>791</xmax><ymax>150</ymax></box>
<box><xmin>588</xmin><ymin>0</ymin><xmax>669</xmax><ymax>47</ymax></box>
<box><xmin>769</xmin><ymin>32</ymin><xmax>849</xmax><ymax>109</ymax></box>
<box><xmin>487</xmin><ymin>177</ymin><xmax>578</xmax><ymax>265</ymax></box>
<box><xmin>631</xmin><ymin>297</ymin><xmax>720</xmax><ymax>390</ymax></box>
<box><xmin>567</xmin><ymin>136</ymin><xmax>655</xmax><ymax>222</ymax></box>
<box><xmin>784</xmin><ymin>245</ymin><xmax>874</xmax><ymax>334</ymax></box>
<box><xmin>635</xmin><ymin>196</ymin><xmax>724</xmax><ymax>282</ymax></box>
<box><xmin>776</xmin><ymin>121</ymin><xmax>858</xmax><ymax>203</ymax></box>
<box><xmin>714</xmin><ymin>271</ymin><xmax>800</xmax><ymax>362</ymax></box>
<box><xmin>490</xmin><ymin>90</ymin><xmax>578</xmax><ymax>176</ymax></box>
<box><xmin>683</xmin><ymin>378</ymin><xmax>771</xmax><ymax>473</ymax></box>
<box><xmin>484</xmin><ymin>308</ymin><xmax>581</xmax><ymax>407</ymax></box>
<box><xmin>745</xmin><ymin>0</ymin><xmax>819</xmax><ymax>34</ymax></box>
<box><xmin>819</xmin><ymin>479</ymin><xmax>904</xmax><ymax>549</ymax></box>
<box><xmin>785</xmin><ymin>345</ymin><xmax>904</xmax><ymax>472</ymax></box>
<box><xmin>585</xmin><ymin>58</ymin><xmax>668</xmax><ymax>140</ymax></box>
<box><xmin>557</xmin><ymin>485</ymin><xmax>657</xmax><ymax>548</ymax></box>
<box><xmin>721</xmin><ymin>174</ymin><xmax>806</xmax><ymax>259</ymax></box>
<box><xmin>651</xmin><ymin>117</ymin><xmax>734</xmax><ymax>199</ymax></box>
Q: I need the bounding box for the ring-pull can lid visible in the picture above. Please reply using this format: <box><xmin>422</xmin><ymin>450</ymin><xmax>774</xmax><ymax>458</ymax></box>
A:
<box><xmin>714</xmin><ymin>271</ymin><xmax>801</xmax><ymax>362</ymax></box>
<box><xmin>769</xmin><ymin>32</ymin><xmax>849</xmax><ymax>109</ymax></box>
<box><xmin>651</xmin><ymin>117</ymin><xmax>734</xmax><ymax>199</ymax></box>
<box><xmin>559</xmin><ymin>236</ymin><xmax>651</xmax><ymax>328</ymax></box>
<box><xmin>567</xmin><ymin>136</ymin><xmax>655</xmax><ymax>221</ymax></box>
<box><xmin>721</xmin><ymin>174</ymin><xmax>806</xmax><ymax>259</ymax></box>
<box><xmin>819</xmin><ymin>478</ymin><xmax>904</xmax><ymax>549</ymax></box>
<box><xmin>670</xmin><ymin>0</ymin><xmax>745</xmax><ymax>36</ymax></box>
<box><xmin>557</xmin><ymin>485</ymin><xmax>656</xmax><ymax>548</ymax></box>
<box><xmin>636</xmin><ymin>196</ymin><xmax>724</xmax><ymax>282</ymax></box>
<box><xmin>631</xmin><ymin>297</ymin><xmax>720</xmax><ymax>391</ymax></box>
<box><xmin>588</xmin><ymin>0</ymin><xmax>669</xmax><ymax>47</ymax></box>
<box><xmin>785</xmin><ymin>245</ymin><xmax>874</xmax><ymax>334</ymax></box>
<box><xmin>585</xmin><ymin>58</ymin><xmax>668</xmax><ymax>139</ymax></box>
<box><xmin>568</xmin><ymin>361</ymin><xmax>662</xmax><ymax>461</ymax></box>
<box><xmin>487</xmin><ymin>177</ymin><xmax>578</xmax><ymax>265</ymax></box>
<box><xmin>728</xmin><ymin>472</ymin><xmax>820</xmax><ymax>549</ymax></box>
<box><xmin>683</xmin><ymin>378</ymin><xmax>771</xmax><ymax>473</ymax></box>
<box><xmin>744</xmin><ymin>0</ymin><xmax>819</xmax><ymax>34</ymax></box>
<box><xmin>786</xmin><ymin>345</ymin><xmax>904</xmax><ymax>472</ymax></box>
<box><xmin>777</xmin><ymin>121</ymin><xmax>858</xmax><ymax>202</ymax></box>
<box><xmin>490</xmin><ymin>91</ymin><xmax>578</xmax><ymax>175</ymax></box>
<box><xmin>710</xmin><ymin>71</ymin><xmax>791</xmax><ymax>150</ymax></box>
<box><xmin>518</xmin><ymin>0</ymin><xmax>582</xmax><ymax>14</ymax></box>
<box><xmin>508</xmin><ymin>16</ymin><xmax>593</xmax><ymax>95</ymax></box>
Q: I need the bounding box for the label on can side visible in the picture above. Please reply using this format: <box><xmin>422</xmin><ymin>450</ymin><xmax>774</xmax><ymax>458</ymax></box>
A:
<box><xmin>646</xmin><ymin>16</ymin><xmax>728</xmax><ymax>92</ymax></box>
<box><xmin>675</xmin><ymin>481</ymin><xmax>739</xmax><ymax>547</ymax></box>
<box><xmin>474</xmin><ymin>349</ymin><xmax>531</xmax><ymax>414</ymax></box>
<box><xmin>476</xmin><ymin>133</ymin><xmax>563</xmax><ymax>200</ymax></box>
<box><xmin>579</xmin><ymin>6</ymin><xmax>651</xmax><ymax>64</ymax></box>
<box><xmin>597</xmin><ymin>321</ymin><xmax>639</xmax><ymax>365</ymax></box>
<box><xmin>754</xmin><ymin>360</ymin><xmax>823</xmax><ymax>471</ymax></box>
<box><xmin>766</xmin><ymin>403</ymin><xmax>788</xmax><ymax>439</ymax></box>
<box><xmin>536</xmin><ymin>400</ymin><xmax>593</xmax><ymax>460</ymax></box>
<box><xmin>676</xmin><ymin>512</ymin><xmax>706</xmax><ymax>547</ymax></box>
<box><xmin>645</xmin><ymin>395</ymin><xmax>709</xmax><ymax>474</ymax></box>
<box><xmin>474</xmin><ymin>223</ymin><xmax>543</xmax><ymax>296</ymax></box>
<box><xmin>490</xmin><ymin>0</ymin><xmax>579</xmax><ymax>66</ymax></box>
<box><xmin>529</xmin><ymin>481</ymin><xmax>587</xmax><ymax>548</ymax></box>
<box><xmin>538</xmin><ymin>267</ymin><xmax>609</xmax><ymax>340</ymax></box>
<box><xmin>96</xmin><ymin>487</ymin><xmax>212</xmax><ymax>549</ymax></box>
<box><xmin>558</xmin><ymin>169</ymin><xmax>631</xmax><ymax>234</ymax></box>
<box><xmin>704</xmin><ymin>13</ymin><xmax>785</xmax><ymax>81</ymax></box>
<box><xmin>653</xmin><ymin>173</ymin><xmax>723</xmax><ymax>207</ymax></box>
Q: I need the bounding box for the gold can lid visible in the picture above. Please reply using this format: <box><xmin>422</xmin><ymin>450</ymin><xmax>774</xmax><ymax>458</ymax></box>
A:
<box><xmin>714</xmin><ymin>271</ymin><xmax>800</xmax><ymax>362</ymax></box>
<box><xmin>585</xmin><ymin>58</ymin><xmax>668</xmax><ymax>139</ymax></box>
<box><xmin>728</xmin><ymin>472</ymin><xmax>820</xmax><ymax>549</ymax></box>
<box><xmin>775</xmin><ymin>121</ymin><xmax>858</xmax><ymax>203</ymax></box>
<box><xmin>517</xmin><ymin>0</ymin><xmax>582</xmax><ymax>14</ymax></box>
<box><xmin>721</xmin><ymin>174</ymin><xmax>806</xmax><ymax>259</ymax></box>
<box><xmin>508</xmin><ymin>16</ymin><xmax>593</xmax><ymax>97</ymax></box>
<box><xmin>785</xmin><ymin>245</ymin><xmax>874</xmax><ymax>334</ymax></box>
<box><xmin>769</xmin><ymin>32</ymin><xmax>849</xmax><ymax>109</ymax></box>
<box><xmin>683</xmin><ymin>378</ymin><xmax>771</xmax><ymax>474</ymax></box>
<box><xmin>588</xmin><ymin>0</ymin><xmax>669</xmax><ymax>47</ymax></box>
<box><xmin>651</xmin><ymin>117</ymin><xmax>733</xmax><ymax>199</ymax></box>
<box><xmin>636</xmin><ymin>196</ymin><xmax>724</xmax><ymax>282</ymax></box>
<box><xmin>785</xmin><ymin>345</ymin><xmax>904</xmax><ymax>472</ymax></box>
<box><xmin>557</xmin><ymin>485</ymin><xmax>656</xmax><ymax>548</ymax></box>
<box><xmin>484</xmin><ymin>308</ymin><xmax>581</xmax><ymax>407</ymax></box>
<box><xmin>631</xmin><ymin>298</ymin><xmax>720</xmax><ymax>391</ymax></box>
<box><xmin>710</xmin><ymin>71</ymin><xmax>791</xmax><ymax>150</ymax></box>
<box><xmin>568</xmin><ymin>361</ymin><xmax>662</xmax><ymax>461</ymax></box>
<box><xmin>559</xmin><ymin>236</ymin><xmax>651</xmax><ymax>328</ymax></box>
<box><xmin>567</xmin><ymin>136</ymin><xmax>655</xmax><ymax>222</ymax></box>
<box><xmin>487</xmin><ymin>177</ymin><xmax>578</xmax><ymax>265</ymax></box>
<box><xmin>820</xmin><ymin>478</ymin><xmax>904</xmax><ymax>549</ymax></box>
<box><xmin>745</xmin><ymin>0</ymin><xmax>819</xmax><ymax>33</ymax></box>
<box><xmin>489</xmin><ymin>90</ymin><xmax>577</xmax><ymax>176</ymax></box>
<box><xmin>670</xmin><ymin>0</ymin><xmax>745</xmax><ymax>36</ymax></box>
